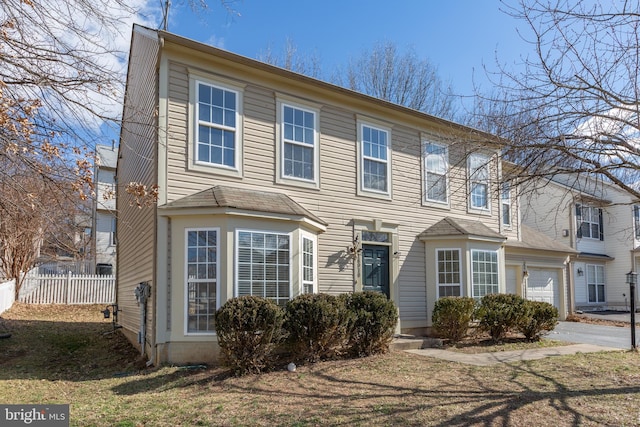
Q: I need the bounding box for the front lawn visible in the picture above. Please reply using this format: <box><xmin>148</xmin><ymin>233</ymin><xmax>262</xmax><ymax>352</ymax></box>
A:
<box><xmin>1</xmin><ymin>304</ymin><xmax>639</xmax><ymax>426</ymax></box>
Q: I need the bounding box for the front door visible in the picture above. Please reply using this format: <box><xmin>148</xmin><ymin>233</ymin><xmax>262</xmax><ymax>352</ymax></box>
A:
<box><xmin>362</xmin><ymin>244</ymin><xmax>390</xmax><ymax>298</ymax></box>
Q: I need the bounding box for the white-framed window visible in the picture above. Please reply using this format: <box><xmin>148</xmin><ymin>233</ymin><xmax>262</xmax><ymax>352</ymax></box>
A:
<box><xmin>586</xmin><ymin>264</ymin><xmax>605</xmax><ymax>303</ymax></box>
<box><xmin>468</xmin><ymin>154</ymin><xmax>490</xmax><ymax>211</ymax></box>
<box><xmin>437</xmin><ymin>249</ymin><xmax>461</xmax><ymax>297</ymax></box>
<box><xmin>359</xmin><ymin>122</ymin><xmax>391</xmax><ymax>196</ymax></box>
<box><xmin>301</xmin><ymin>233</ymin><xmax>317</xmax><ymax>294</ymax></box>
<box><xmin>282</xmin><ymin>104</ymin><xmax>317</xmax><ymax>181</ymax></box>
<box><xmin>576</xmin><ymin>204</ymin><xmax>603</xmax><ymax>240</ymax></box>
<box><xmin>185</xmin><ymin>228</ymin><xmax>219</xmax><ymax>334</ymax></box>
<box><xmin>424</xmin><ymin>142</ymin><xmax>448</xmax><ymax>204</ymax></box>
<box><xmin>111</xmin><ymin>217</ymin><xmax>117</xmax><ymax>246</ymax></box>
<box><xmin>194</xmin><ymin>79</ymin><xmax>241</xmax><ymax>172</ymax></box>
<box><xmin>634</xmin><ymin>205</ymin><xmax>640</xmax><ymax>240</ymax></box>
<box><xmin>471</xmin><ymin>249</ymin><xmax>499</xmax><ymax>298</ymax></box>
<box><xmin>236</xmin><ymin>230</ymin><xmax>291</xmax><ymax>306</ymax></box>
<box><xmin>501</xmin><ymin>182</ymin><xmax>511</xmax><ymax>227</ymax></box>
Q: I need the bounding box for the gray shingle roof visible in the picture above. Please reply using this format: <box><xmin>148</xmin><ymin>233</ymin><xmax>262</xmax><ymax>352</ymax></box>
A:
<box><xmin>419</xmin><ymin>217</ymin><xmax>506</xmax><ymax>240</ymax></box>
<box><xmin>505</xmin><ymin>225</ymin><xmax>577</xmax><ymax>254</ymax></box>
<box><xmin>162</xmin><ymin>185</ymin><xmax>327</xmax><ymax>226</ymax></box>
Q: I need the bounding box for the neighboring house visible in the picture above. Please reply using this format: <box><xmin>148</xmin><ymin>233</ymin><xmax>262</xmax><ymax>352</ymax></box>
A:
<box><xmin>117</xmin><ymin>25</ymin><xmax>574</xmax><ymax>365</ymax></box>
<box><xmin>522</xmin><ymin>174</ymin><xmax>639</xmax><ymax>312</ymax></box>
<box><xmin>93</xmin><ymin>144</ymin><xmax>118</xmax><ymax>275</ymax></box>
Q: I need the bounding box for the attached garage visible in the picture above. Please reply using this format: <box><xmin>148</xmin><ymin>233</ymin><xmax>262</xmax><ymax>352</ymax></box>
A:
<box><xmin>504</xmin><ymin>225</ymin><xmax>576</xmax><ymax>320</ymax></box>
<box><xmin>526</xmin><ymin>268</ymin><xmax>560</xmax><ymax>308</ymax></box>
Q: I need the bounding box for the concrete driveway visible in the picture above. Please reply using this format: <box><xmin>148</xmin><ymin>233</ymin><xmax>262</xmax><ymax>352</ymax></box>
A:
<box><xmin>547</xmin><ymin>321</ymin><xmax>636</xmax><ymax>350</ymax></box>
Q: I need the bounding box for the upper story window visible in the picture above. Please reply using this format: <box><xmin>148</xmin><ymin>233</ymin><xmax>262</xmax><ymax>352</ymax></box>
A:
<box><xmin>437</xmin><ymin>249</ymin><xmax>461</xmax><ymax>297</ymax></box>
<box><xmin>501</xmin><ymin>182</ymin><xmax>511</xmax><ymax>227</ymax></box>
<box><xmin>471</xmin><ymin>249</ymin><xmax>499</xmax><ymax>298</ymax></box>
<box><xmin>576</xmin><ymin>204</ymin><xmax>603</xmax><ymax>240</ymax></box>
<box><xmin>634</xmin><ymin>206</ymin><xmax>640</xmax><ymax>240</ymax></box>
<box><xmin>283</xmin><ymin>105</ymin><xmax>316</xmax><ymax>180</ymax></box>
<box><xmin>358</xmin><ymin>121</ymin><xmax>392</xmax><ymax>198</ymax></box>
<box><xmin>196</xmin><ymin>81</ymin><xmax>238</xmax><ymax>168</ymax></box>
<box><xmin>276</xmin><ymin>99</ymin><xmax>320</xmax><ymax>188</ymax></box>
<box><xmin>424</xmin><ymin>142</ymin><xmax>448</xmax><ymax>204</ymax></box>
<box><xmin>468</xmin><ymin>154</ymin><xmax>490</xmax><ymax>211</ymax></box>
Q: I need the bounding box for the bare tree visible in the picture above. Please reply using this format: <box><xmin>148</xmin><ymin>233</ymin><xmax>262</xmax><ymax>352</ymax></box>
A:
<box><xmin>0</xmin><ymin>159</ymin><xmax>84</xmax><ymax>298</ymax></box>
<box><xmin>0</xmin><ymin>0</ymin><xmax>154</xmax><ymax>200</ymax></box>
<box><xmin>258</xmin><ymin>39</ymin><xmax>323</xmax><ymax>79</ymax></box>
<box><xmin>471</xmin><ymin>0</ymin><xmax>640</xmax><ymax>198</ymax></box>
<box><xmin>333</xmin><ymin>42</ymin><xmax>459</xmax><ymax>120</ymax></box>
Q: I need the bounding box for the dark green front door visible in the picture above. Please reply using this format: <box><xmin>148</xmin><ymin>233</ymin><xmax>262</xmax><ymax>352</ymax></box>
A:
<box><xmin>362</xmin><ymin>244</ymin><xmax>390</xmax><ymax>298</ymax></box>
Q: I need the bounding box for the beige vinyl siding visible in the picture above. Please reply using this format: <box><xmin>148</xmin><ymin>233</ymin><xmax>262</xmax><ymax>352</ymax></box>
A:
<box><xmin>161</xmin><ymin>53</ymin><xmax>507</xmax><ymax>328</ymax></box>
<box><xmin>117</xmin><ymin>27</ymin><xmax>159</xmax><ymax>349</ymax></box>
<box><xmin>243</xmin><ymin>85</ymin><xmax>277</xmax><ymax>183</ymax></box>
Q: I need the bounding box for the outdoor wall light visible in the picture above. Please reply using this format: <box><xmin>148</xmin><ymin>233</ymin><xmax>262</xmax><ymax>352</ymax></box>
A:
<box><xmin>347</xmin><ymin>235</ymin><xmax>362</xmax><ymax>255</ymax></box>
<box><xmin>577</xmin><ymin>268</ymin><xmax>584</xmax><ymax>277</ymax></box>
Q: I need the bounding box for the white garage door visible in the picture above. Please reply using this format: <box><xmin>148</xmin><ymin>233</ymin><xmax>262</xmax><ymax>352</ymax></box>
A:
<box><xmin>527</xmin><ymin>268</ymin><xmax>559</xmax><ymax>308</ymax></box>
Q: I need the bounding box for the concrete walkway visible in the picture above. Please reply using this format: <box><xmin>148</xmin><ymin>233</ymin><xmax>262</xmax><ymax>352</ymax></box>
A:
<box><xmin>406</xmin><ymin>343</ymin><xmax>622</xmax><ymax>366</ymax></box>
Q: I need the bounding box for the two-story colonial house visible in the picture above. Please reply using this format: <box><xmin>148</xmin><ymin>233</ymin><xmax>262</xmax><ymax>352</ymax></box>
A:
<box><xmin>117</xmin><ymin>25</ymin><xmax>574</xmax><ymax>365</ymax></box>
<box><xmin>93</xmin><ymin>144</ymin><xmax>118</xmax><ymax>275</ymax></box>
<box><xmin>523</xmin><ymin>174</ymin><xmax>640</xmax><ymax>312</ymax></box>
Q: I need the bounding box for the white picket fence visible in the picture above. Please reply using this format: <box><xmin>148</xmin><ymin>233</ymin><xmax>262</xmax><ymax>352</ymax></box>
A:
<box><xmin>0</xmin><ymin>280</ymin><xmax>16</xmax><ymax>314</ymax></box>
<box><xmin>19</xmin><ymin>272</ymin><xmax>115</xmax><ymax>305</ymax></box>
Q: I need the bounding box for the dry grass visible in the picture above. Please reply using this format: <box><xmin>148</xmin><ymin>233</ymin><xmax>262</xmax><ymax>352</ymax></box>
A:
<box><xmin>1</xmin><ymin>304</ymin><xmax>640</xmax><ymax>426</ymax></box>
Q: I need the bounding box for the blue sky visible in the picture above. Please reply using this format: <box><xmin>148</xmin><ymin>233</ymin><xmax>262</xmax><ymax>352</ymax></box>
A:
<box><xmin>161</xmin><ymin>0</ymin><xmax>532</xmax><ymax>104</ymax></box>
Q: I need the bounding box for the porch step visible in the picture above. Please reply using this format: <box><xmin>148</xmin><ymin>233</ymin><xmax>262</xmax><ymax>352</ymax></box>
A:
<box><xmin>391</xmin><ymin>335</ymin><xmax>443</xmax><ymax>351</ymax></box>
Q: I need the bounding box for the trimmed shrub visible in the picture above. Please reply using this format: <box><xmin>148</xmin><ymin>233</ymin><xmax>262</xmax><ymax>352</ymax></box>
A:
<box><xmin>431</xmin><ymin>296</ymin><xmax>476</xmax><ymax>343</ymax></box>
<box><xmin>284</xmin><ymin>293</ymin><xmax>352</xmax><ymax>363</ymax></box>
<box><xmin>476</xmin><ymin>293</ymin><xmax>525</xmax><ymax>342</ymax></box>
<box><xmin>341</xmin><ymin>291</ymin><xmax>398</xmax><ymax>357</ymax></box>
<box><xmin>214</xmin><ymin>296</ymin><xmax>284</xmax><ymax>376</ymax></box>
<box><xmin>517</xmin><ymin>300</ymin><xmax>559</xmax><ymax>341</ymax></box>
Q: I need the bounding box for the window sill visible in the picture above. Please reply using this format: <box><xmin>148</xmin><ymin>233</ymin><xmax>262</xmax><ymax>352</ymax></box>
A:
<box><xmin>276</xmin><ymin>175</ymin><xmax>320</xmax><ymax>190</ymax></box>
<box><xmin>189</xmin><ymin>161</ymin><xmax>243</xmax><ymax>179</ymax></box>
<box><xmin>468</xmin><ymin>207</ymin><xmax>492</xmax><ymax>216</ymax></box>
<box><xmin>423</xmin><ymin>200</ymin><xmax>451</xmax><ymax>210</ymax></box>
<box><xmin>357</xmin><ymin>188</ymin><xmax>392</xmax><ymax>201</ymax></box>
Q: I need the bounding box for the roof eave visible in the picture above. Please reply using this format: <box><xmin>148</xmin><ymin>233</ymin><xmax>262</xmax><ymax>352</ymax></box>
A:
<box><xmin>157</xmin><ymin>205</ymin><xmax>327</xmax><ymax>233</ymax></box>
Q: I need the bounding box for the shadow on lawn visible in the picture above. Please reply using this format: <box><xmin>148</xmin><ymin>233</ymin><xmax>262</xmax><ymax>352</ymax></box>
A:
<box><xmin>108</xmin><ymin>354</ymin><xmax>640</xmax><ymax>426</ymax></box>
<box><xmin>3</xmin><ymin>305</ymin><xmax>639</xmax><ymax>425</ymax></box>
<box><xmin>0</xmin><ymin>317</ymin><xmax>141</xmax><ymax>381</ymax></box>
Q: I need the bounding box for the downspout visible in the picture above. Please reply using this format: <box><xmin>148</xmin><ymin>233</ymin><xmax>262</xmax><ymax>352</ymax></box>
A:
<box><xmin>134</xmin><ymin>281</ymin><xmax>152</xmax><ymax>357</ymax></box>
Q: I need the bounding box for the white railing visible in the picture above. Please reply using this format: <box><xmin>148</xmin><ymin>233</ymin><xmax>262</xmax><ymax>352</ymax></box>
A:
<box><xmin>19</xmin><ymin>272</ymin><xmax>115</xmax><ymax>305</ymax></box>
<box><xmin>0</xmin><ymin>280</ymin><xmax>16</xmax><ymax>314</ymax></box>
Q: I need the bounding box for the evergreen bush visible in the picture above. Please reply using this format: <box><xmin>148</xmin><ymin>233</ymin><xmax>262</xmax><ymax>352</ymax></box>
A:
<box><xmin>516</xmin><ymin>300</ymin><xmax>559</xmax><ymax>341</ymax></box>
<box><xmin>431</xmin><ymin>296</ymin><xmax>476</xmax><ymax>343</ymax></box>
<box><xmin>341</xmin><ymin>291</ymin><xmax>398</xmax><ymax>356</ymax></box>
<box><xmin>476</xmin><ymin>293</ymin><xmax>525</xmax><ymax>342</ymax></box>
<box><xmin>284</xmin><ymin>293</ymin><xmax>351</xmax><ymax>362</ymax></box>
<box><xmin>214</xmin><ymin>296</ymin><xmax>284</xmax><ymax>376</ymax></box>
